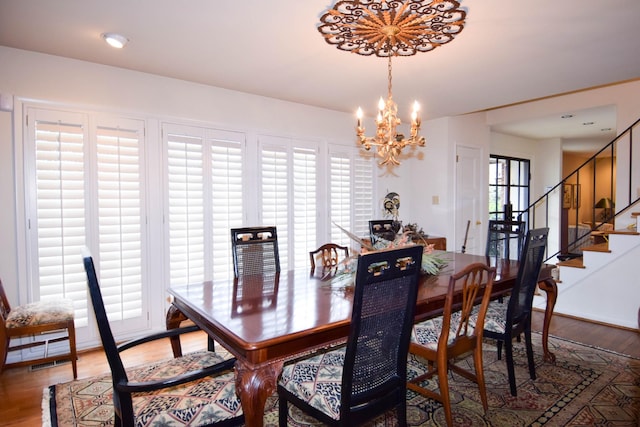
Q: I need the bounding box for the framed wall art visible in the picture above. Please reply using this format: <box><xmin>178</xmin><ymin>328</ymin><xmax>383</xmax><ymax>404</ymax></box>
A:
<box><xmin>563</xmin><ymin>184</ymin><xmax>572</xmax><ymax>209</ymax></box>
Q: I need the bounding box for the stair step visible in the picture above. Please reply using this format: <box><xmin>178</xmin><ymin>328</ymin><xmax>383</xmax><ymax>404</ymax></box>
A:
<box><xmin>582</xmin><ymin>242</ymin><xmax>611</xmax><ymax>253</ymax></box>
<box><xmin>556</xmin><ymin>257</ymin><xmax>585</xmax><ymax>268</ymax></box>
<box><xmin>631</xmin><ymin>212</ymin><xmax>640</xmax><ymax>217</ymax></box>
<box><xmin>592</xmin><ymin>229</ymin><xmax>639</xmax><ymax>236</ymax></box>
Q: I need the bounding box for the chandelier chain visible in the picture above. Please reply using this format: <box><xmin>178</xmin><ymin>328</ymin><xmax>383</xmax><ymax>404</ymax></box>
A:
<box><xmin>387</xmin><ymin>54</ymin><xmax>393</xmax><ymax>100</ymax></box>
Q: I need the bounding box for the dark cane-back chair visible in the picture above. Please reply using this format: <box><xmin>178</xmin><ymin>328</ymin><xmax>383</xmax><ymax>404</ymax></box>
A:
<box><xmin>481</xmin><ymin>227</ymin><xmax>549</xmax><ymax>396</ymax></box>
<box><xmin>278</xmin><ymin>245</ymin><xmax>423</xmax><ymax>426</ymax></box>
<box><xmin>486</xmin><ymin>219</ymin><xmax>526</xmax><ymax>260</ymax></box>
<box><xmin>230</xmin><ymin>226</ymin><xmax>280</xmax><ymax>278</ymax></box>
<box><xmin>368</xmin><ymin>219</ymin><xmax>397</xmax><ymax>244</ymax></box>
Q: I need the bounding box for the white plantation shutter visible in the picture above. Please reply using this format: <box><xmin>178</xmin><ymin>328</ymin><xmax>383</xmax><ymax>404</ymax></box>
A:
<box><xmin>261</xmin><ymin>146</ymin><xmax>289</xmax><ymax>271</ymax></box>
<box><xmin>95</xmin><ymin>120</ymin><xmax>145</xmax><ymax>322</ymax></box>
<box><xmin>329</xmin><ymin>147</ymin><xmax>375</xmax><ymax>247</ymax></box>
<box><xmin>164</xmin><ymin>124</ymin><xmax>244</xmax><ymax>284</ymax></box>
<box><xmin>32</xmin><ymin>112</ymin><xmax>89</xmax><ymax>326</ymax></box>
<box><xmin>211</xmin><ymin>140</ymin><xmax>244</xmax><ymax>280</ymax></box>
<box><xmin>260</xmin><ymin>136</ymin><xmax>318</xmax><ymax>270</ymax></box>
<box><xmin>27</xmin><ymin>109</ymin><xmax>147</xmax><ymax>331</ymax></box>
<box><xmin>293</xmin><ymin>148</ymin><xmax>317</xmax><ymax>268</ymax></box>
<box><xmin>166</xmin><ymin>133</ymin><xmax>206</xmax><ymax>285</ymax></box>
<box><xmin>330</xmin><ymin>154</ymin><xmax>351</xmax><ymax>246</ymax></box>
<box><xmin>353</xmin><ymin>155</ymin><xmax>375</xmax><ymax>238</ymax></box>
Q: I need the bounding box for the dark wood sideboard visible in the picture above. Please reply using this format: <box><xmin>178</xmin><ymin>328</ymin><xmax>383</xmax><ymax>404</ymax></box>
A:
<box><xmin>418</xmin><ymin>236</ymin><xmax>446</xmax><ymax>250</ymax></box>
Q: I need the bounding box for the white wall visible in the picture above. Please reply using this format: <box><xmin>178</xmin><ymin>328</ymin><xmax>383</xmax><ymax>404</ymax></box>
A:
<box><xmin>1</xmin><ymin>45</ymin><xmax>639</xmax><ymax>313</ymax></box>
<box><xmin>0</xmin><ymin>46</ymin><xmax>459</xmax><ymax>302</ymax></box>
<box><xmin>490</xmin><ymin>132</ymin><xmax>563</xmax><ymax>202</ymax></box>
<box><xmin>0</xmin><ymin>108</ymin><xmax>18</xmax><ymax>302</ymax></box>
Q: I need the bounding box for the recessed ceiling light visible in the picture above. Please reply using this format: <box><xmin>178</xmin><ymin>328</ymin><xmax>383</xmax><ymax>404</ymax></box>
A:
<box><xmin>601</xmin><ymin>127</ymin><xmax>612</xmax><ymax>131</ymax></box>
<box><xmin>102</xmin><ymin>33</ymin><xmax>129</xmax><ymax>49</ymax></box>
<box><xmin>582</xmin><ymin>121</ymin><xmax>594</xmax><ymax>126</ymax></box>
<box><xmin>561</xmin><ymin>114</ymin><xmax>574</xmax><ymax>119</ymax></box>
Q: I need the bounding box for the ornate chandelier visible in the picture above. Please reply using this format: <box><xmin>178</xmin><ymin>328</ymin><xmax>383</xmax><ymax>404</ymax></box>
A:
<box><xmin>318</xmin><ymin>0</ymin><xmax>466</xmax><ymax>166</ymax></box>
<box><xmin>356</xmin><ymin>53</ymin><xmax>424</xmax><ymax>166</ymax></box>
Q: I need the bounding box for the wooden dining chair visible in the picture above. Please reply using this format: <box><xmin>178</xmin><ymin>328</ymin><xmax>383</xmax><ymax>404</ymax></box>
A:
<box><xmin>309</xmin><ymin>242</ymin><xmax>349</xmax><ymax>270</ymax></box>
<box><xmin>82</xmin><ymin>250</ymin><xmax>244</xmax><ymax>427</ymax></box>
<box><xmin>481</xmin><ymin>227</ymin><xmax>549</xmax><ymax>396</ymax></box>
<box><xmin>408</xmin><ymin>262</ymin><xmax>496</xmax><ymax>427</ymax></box>
<box><xmin>0</xmin><ymin>278</ymin><xmax>77</xmax><ymax>379</ymax></box>
<box><xmin>230</xmin><ymin>226</ymin><xmax>280</xmax><ymax>278</ymax></box>
<box><xmin>278</xmin><ymin>245</ymin><xmax>423</xmax><ymax>426</ymax></box>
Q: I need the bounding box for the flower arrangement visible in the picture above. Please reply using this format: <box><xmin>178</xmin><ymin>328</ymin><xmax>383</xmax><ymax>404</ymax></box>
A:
<box><xmin>333</xmin><ymin>222</ymin><xmax>448</xmax><ymax>276</ymax></box>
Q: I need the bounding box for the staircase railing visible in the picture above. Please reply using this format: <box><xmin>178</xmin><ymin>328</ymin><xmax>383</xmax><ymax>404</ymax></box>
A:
<box><xmin>519</xmin><ymin>117</ymin><xmax>640</xmax><ymax>262</ymax></box>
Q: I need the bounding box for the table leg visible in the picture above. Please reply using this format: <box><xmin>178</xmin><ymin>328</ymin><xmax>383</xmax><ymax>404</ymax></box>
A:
<box><xmin>537</xmin><ymin>278</ymin><xmax>557</xmax><ymax>363</ymax></box>
<box><xmin>235</xmin><ymin>358</ymin><xmax>283</xmax><ymax>427</ymax></box>
<box><xmin>165</xmin><ymin>304</ymin><xmax>188</xmax><ymax>357</ymax></box>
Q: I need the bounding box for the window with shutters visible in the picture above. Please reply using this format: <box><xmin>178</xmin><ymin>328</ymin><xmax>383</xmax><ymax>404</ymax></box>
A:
<box><xmin>329</xmin><ymin>146</ymin><xmax>375</xmax><ymax>248</ymax></box>
<box><xmin>164</xmin><ymin>124</ymin><xmax>245</xmax><ymax>284</ymax></box>
<box><xmin>25</xmin><ymin>108</ymin><xmax>146</xmax><ymax>334</ymax></box>
<box><xmin>259</xmin><ymin>136</ymin><xmax>318</xmax><ymax>271</ymax></box>
<box><xmin>21</xmin><ymin>103</ymin><xmax>376</xmax><ymax>347</ymax></box>
<box><xmin>95</xmin><ymin>120</ymin><xmax>145</xmax><ymax>323</ymax></box>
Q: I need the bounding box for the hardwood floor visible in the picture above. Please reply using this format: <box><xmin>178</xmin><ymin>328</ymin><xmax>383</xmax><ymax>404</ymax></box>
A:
<box><xmin>531</xmin><ymin>309</ymin><xmax>640</xmax><ymax>358</ymax></box>
<box><xmin>2</xmin><ymin>314</ymin><xmax>638</xmax><ymax>426</ymax></box>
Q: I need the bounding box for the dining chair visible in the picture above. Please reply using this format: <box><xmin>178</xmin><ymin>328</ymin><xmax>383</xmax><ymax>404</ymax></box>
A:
<box><xmin>486</xmin><ymin>219</ymin><xmax>526</xmax><ymax>259</ymax></box>
<box><xmin>481</xmin><ymin>227</ymin><xmax>549</xmax><ymax>396</ymax></box>
<box><xmin>368</xmin><ymin>219</ymin><xmax>397</xmax><ymax>243</ymax></box>
<box><xmin>278</xmin><ymin>245</ymin><xmax>423</xmax><ymax>426</ymax></box>
<box><xmin>82</xmin><ymin>250</ymin><xmax>244</xmax><ymax>427</ymax></box>
<box><xmin>230</xmin><ymin>226</ymin><xmax>280</xmax><ymax>278</ymax></box>
<box><xmin>0</xmin><ymin>278</ymin><xmax>77</xmax><ymax>379</ymax></box>
<box><xmin>408</xmin><ymin>262</ymin><xmax>496</xmax><ymax>427</ymax></box>
<box><xmin>309</xmin><ymin>242</ymin><xmax>349</xmax><ymax>270</ymax></box>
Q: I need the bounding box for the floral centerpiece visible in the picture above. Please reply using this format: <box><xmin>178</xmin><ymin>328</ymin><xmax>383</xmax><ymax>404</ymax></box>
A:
<box><xmin>333</xmin><ymin>222</ymin><xmax>448</xmax><ymax>276</ymax></box>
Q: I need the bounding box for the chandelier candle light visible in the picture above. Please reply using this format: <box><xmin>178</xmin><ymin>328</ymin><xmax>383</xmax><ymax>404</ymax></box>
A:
<box><xmin>318</xmin><ymin>0</ymin><xmax>467</xmax><ymax>166</ymax></box>
<box><xmin>356</xmin><ymin>52</ymin><xmax>424</xmax><ymax>166</ymax></box>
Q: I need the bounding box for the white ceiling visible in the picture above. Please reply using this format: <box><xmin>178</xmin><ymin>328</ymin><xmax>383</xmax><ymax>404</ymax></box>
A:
<box><xmin>1</xmin><ymin>0</ymin><xmax>639</xmax><ymax>150</ymax></box>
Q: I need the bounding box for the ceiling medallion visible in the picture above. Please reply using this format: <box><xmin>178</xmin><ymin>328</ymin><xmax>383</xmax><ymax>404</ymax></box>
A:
<box><xmin>318</xmin><ymin>0</ymin><xmax>466</xmax><ymax>57</ymax></box>
<box><xmin>318</xmin><ymin>0</ymin><xmax>466</xmax><ymax>166</ymax></box>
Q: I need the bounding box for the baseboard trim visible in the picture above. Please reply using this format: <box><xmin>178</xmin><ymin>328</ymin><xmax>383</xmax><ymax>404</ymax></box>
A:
<box><xmin>533</xmin><ymin>307</ymin><xmax>640</xmax><ymax>333</ymax></box>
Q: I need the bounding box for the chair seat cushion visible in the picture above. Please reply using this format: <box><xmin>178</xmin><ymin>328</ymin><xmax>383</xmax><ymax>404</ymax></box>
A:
<box><xmin>477</xmin><ymin>297</ymin><xmax>510</xmax><ymax>334</ymax></box>
<box><xmin>129</xmin><ymin>351</ymin><xmax>242</xmax><ymax>426</ymax></box>
<box><xmin>279</xmin><ymin>347</ymin><xmax>346</xmax><ymax>421</ymax></box>
<box><xmin>5</xmin><ymin>299</ymin><xmax>74</xmax><ymax>328</ymax></box>
<box><xmin>411</xmin><ymin>312</ymin><xmax>472</xmax><ymax>350</ymax></box>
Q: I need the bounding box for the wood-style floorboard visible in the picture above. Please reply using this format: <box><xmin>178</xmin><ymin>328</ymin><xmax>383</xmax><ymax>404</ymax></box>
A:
<box><xmin>1</xmin><ymin>313</ymin><xmax>638</xmax><ymax>426</ymax></box>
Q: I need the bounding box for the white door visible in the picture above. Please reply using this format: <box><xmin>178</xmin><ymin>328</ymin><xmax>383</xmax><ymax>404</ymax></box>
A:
<box><xmin>456</xmin><ymin>145</ymin><xmax>483</xmax><ymax>254</ymax></box>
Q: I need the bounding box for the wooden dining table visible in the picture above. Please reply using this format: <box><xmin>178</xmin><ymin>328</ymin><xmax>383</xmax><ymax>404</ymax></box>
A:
<box><xmin>167</xmin><ymin>251</ymin><xmax>557</xmax><ymax>427</ymax></box>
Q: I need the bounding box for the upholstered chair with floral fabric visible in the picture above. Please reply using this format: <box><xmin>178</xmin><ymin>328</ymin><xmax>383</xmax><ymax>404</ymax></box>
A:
<box><xmin>0</xmin><ymin>278</ymin><xmax>77</xmax><ymax>378</ymax></box>
<box><xmin>82</xmin><ymin>251</ymin><xmax>244</xmax><ymax>427</ymax></box>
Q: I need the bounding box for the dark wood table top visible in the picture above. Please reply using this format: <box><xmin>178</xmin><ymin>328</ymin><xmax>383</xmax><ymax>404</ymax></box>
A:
<box><xmin>168</xmin><ymin>252</ymin><xmax>520</xmax><ymax>364</ymax></box>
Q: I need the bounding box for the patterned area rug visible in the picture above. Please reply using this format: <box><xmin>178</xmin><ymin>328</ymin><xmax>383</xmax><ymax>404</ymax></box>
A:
<box><xmin>44</xmin><ymin>333</ymin><xmax>640</xmax><ymax>426</ymax></box>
